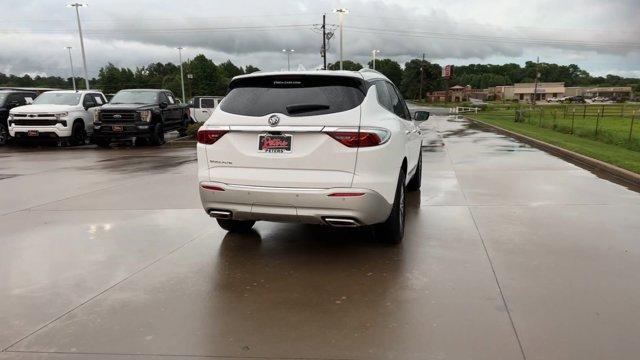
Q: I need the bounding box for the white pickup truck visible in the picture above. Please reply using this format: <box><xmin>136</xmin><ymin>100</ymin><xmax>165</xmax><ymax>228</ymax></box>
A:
<box><xmin>8</xmin><ymin>90</ymin><xmax>107</xmax><ymax>145</ymax></box>
<box><xmin>188</xmin><ymin>96</ymin><xmax>223</xmax><ymax>123</ymax></box>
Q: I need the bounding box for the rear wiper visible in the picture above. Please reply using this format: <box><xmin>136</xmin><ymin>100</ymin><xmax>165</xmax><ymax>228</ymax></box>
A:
<box><xmin>286</xmin><ymin>103</ymin><xmax>330</xmax><ymax>114</ymax></box>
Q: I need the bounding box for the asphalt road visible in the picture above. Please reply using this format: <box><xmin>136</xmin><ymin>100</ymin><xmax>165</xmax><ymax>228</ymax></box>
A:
<box><xmin>1</xmin><ymin>115</ymin><xmax>639</xmax><ymax>360</ymax></box>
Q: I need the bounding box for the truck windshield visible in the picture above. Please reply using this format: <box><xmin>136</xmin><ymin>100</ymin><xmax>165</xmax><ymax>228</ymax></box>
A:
<box><xmin>110</xmin><ymin>90</ymin><xmax>158</xmax><ymax>105</ymax></box>
<box><xmin>33</xmin><ymin>92</ymin><xmax>81</xmax><ymax>106</ymax></box>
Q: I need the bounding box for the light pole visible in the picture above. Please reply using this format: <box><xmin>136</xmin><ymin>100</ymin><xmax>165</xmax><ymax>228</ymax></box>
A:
<box><xmin>282</xmin><ymin>49</ymin><xmax>295</xmax><ymax>71</ymax></box>
<box><xmin>177</xmin><ymin>47</ymin><xmax>186</xmax><ymax>102</ymax></box>
<box><xmin>371</xmin><ymin>50</ymin><xmax>380</xmax><ymax>70</ymax></box>
<box><xmin>333</xmin><ymin>8</ymin><xmax>349</xmax><ymax>70</ymax></box>
<box><xmin>68</xmin><ymin>3</ymin><xmax>90</xmax><ymax>90</ymax></box>
<box><xmin>65</xmin><ymin>47</ymin><xmax>77</xmax><ymax>91</ymax></box>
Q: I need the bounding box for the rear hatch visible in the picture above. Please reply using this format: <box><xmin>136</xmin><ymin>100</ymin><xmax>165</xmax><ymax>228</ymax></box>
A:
<box><xmin>203</xmin><ymin>73</ymin><xmax>367</xmax><ymax>188</ymax></box>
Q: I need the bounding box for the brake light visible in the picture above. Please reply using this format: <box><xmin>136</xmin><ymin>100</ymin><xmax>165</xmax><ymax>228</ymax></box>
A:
<box><xmin>197</xmin><ymin>129</ymin><xmax>228</xmax><ymax>144</ymax></box>
<box><xmin>326</xmin><ymin>129</ymin><xmax>389</xmax><ymax>148</ymax></box>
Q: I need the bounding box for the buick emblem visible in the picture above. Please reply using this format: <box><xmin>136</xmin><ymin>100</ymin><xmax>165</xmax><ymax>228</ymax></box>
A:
<box><xmin>268</xmin><ymin>115</ymin><xmax>280</xmax><ymax>127</ymax></box>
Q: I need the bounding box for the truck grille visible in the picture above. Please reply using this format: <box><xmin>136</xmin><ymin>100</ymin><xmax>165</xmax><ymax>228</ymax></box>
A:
<box><xmin>12</xmin><ymin>119</ymin><xmax>59</xmax><ymax>126</ymax></box>
<box><xmin>13</xmin><ymin>113</ymin><xmax>56</xmax><ymax>118</ymax></box>
<box><xmin>100</xmin><ymin>111</ymin><xmax>138</xmax><ymax>122</ymax></box>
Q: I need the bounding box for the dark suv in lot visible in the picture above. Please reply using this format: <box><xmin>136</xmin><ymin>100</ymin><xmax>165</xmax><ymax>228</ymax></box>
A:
<box><xmin>92</xmin><ymin>89</ymin><xmax>190</xmax><ymax>147</ymax></box>
<box><xmin>0</xmin><ymin>90</ymin><xmax>37</xmax><ymax>145</ymax></box>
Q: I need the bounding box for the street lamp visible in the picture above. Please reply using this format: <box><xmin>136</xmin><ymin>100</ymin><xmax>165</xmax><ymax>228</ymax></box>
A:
<box><xmin>333</xmin><ymin>8</ymin><xmax>349</xmax><ymax>70</ymax></box>
<box><xmin>65</xmin><ymin>47</ymin><xmax>77</xmax><ymax>92</ymax></box>
<box><xmin>371</xmin><ymin>49</ymin><xmax>380</xmax><ymax>70</ymax></box>
<box><xmin>282</xmin><ymin>49</ymin><xmax>295</xmax><ymax>71</ymax></box>
<box><xmin>67</xmin><ymin>3</ymin><xmax>90</xmax><ymax>90</ymax></box>
<box><xmin>177</xmin><ymin>47</ymin><xmax>186</xmax><ymax>102</ymax></box>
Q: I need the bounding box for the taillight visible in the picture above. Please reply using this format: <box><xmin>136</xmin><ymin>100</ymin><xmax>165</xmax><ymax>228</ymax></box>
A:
<box><xmin>326</xmin><ymin>128</ymin><xmax>390</xmax><ymax>148</ymax></box>
<box><xmin>197</xmin><ymin>129</ymin><xmax>227</xmax><ymax>144</ymax></box>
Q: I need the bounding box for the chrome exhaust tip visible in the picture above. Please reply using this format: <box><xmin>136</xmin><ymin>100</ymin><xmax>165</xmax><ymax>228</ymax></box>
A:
<box><xmin>324</xmin><ymin>217</ymin><xmax>360</xmax><ymax>227</ymax></box>
<box><xmin>208</xmin><ymin>209</ymin><xmax>232</xmax><ymax>220</ymax></box>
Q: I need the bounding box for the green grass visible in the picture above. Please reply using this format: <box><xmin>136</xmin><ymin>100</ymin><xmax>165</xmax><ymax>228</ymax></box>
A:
<box><xmin>475</xmin><ymin>105</ymin><xmax>640</xmax><ymax>152</ymax></box>
<box><xmin>467</xmin><ymin>115</ymin><xmax>640</xmax><ymax>174</ymax></box>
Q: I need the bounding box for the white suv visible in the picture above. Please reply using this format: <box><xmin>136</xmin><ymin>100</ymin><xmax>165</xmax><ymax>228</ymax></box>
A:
<box><xmin>197</xmin><ymin>70</ymin><xmax>426</xmax><ymax>243</ymax></box>
<box><xmin>9</xmin><ymin>90</ymin><xmax>106</xmax><ymax>145</ymax></box>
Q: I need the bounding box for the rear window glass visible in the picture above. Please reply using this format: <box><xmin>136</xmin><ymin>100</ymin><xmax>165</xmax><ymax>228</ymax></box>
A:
<box><xmin>220</xmin><ymin>75</ymin><xmax>367</xmax><ymax>117</ymax></box>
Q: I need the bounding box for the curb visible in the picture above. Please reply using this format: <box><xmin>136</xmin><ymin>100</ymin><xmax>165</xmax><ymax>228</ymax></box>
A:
<box><xmin>166</xmin><ymin>135</ymin><xmax>196</xmax><ymax>148</ymax></box>
<box><xmin>465</xmin><ymin>116</ymin><xmax>640</xmax><ymax>188</ymax></box>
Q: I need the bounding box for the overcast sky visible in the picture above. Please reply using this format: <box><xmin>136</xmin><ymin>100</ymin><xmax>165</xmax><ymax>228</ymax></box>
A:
<box><xmin>1</xmin><ymin>0</ymin><xmax>639</xmax><ymax>78</ymax></box>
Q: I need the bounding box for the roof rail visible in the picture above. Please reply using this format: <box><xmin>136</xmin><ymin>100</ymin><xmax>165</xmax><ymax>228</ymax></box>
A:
<box><xmin>359</xmin><ymin>68</ymin><xmax>382</xmax><ymax>75</ymax></box>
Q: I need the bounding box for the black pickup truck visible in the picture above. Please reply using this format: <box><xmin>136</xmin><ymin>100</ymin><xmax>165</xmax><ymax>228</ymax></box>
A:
<box><xmin>0</xmin><ymin>90</ymin><xmax>37</xmax><ymax>146</ymax></box>
<box><xmin>92</xmin><ymin>89</ymin><xmax>190</xmax><ymax>147</ymax></box>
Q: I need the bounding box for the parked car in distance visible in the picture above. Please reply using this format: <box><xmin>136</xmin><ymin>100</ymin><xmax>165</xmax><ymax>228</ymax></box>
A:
<box><xmin>93</xmin><ymin>89</ymin><xmax>190</xmax><ymax>147</ymax></box>
<box><xmin>564</xmin><ymin>95</ymin><xmax>586</xmax><ymax>104</ymax></box>
<box><xmin>0</xmin><ymin>90</ymin><xmax>37</xmax><ymax>145</ymax></box>
<box><xmin>189</xmin><ymin>96</ymin><xmax>224</xmax><ymax>123</ymax></box>
<box><xmin>197</xmin><ymin>69</ymin><xmax>425</xmax><ymax>244</ymax></box>
<box><xmin>8</xmin><ymin>90</ymin><xmax>105</xmax><ymax>146</ymax></box>
<box><xmin>546</xmin><ymin>97</ymin><xmax>561</xmax><ymax>103</ymax></box>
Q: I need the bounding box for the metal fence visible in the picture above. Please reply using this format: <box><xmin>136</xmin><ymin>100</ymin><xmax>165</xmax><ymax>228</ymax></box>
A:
<box><xmin>495</xmin><ymin>104</ymin><xmax>640</xmax><ymax>150</ymax></box>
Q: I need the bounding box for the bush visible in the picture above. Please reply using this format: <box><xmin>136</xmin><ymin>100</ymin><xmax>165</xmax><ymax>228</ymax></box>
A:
<box><xmin>187</xmin><ymin>122</ymin><xmax>203</xmax><ymax>138</ymax></box>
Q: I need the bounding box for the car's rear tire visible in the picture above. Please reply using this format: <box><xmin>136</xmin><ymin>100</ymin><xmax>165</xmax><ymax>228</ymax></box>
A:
<box><xmin>0</xmin><ymin>124</ymin><xmax>8</xmax><ymax>146</ymax></box>
<box><xmin>150</xmin><ymin>123</ymin><xmax>165</xmax><ymax>146</ymax></box>
<box><xmin>178</xmin><ymin>117</ymin><xmax>188</xmax><ymax>137</ymax></box>
<box><xmin>95</xmin><ymin>139</ymin><xmax>111</xmax><ymax>148</ymax></box>
<box><xmin>407</xmin><ymin>151</ymin><xmax>422</xmax><ymax>191</ymax></box>
<box><xmin>217</xmin><ymin>219</ymin><xmax>256</xmax><ymax>233</ymax></box>
<box><xmin>375</xmin><ymin>169</ymin><xmax>406</xmax><ymax>244</ymax></box>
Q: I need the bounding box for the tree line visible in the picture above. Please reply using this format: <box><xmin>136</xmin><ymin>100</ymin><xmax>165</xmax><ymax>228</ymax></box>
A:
<box><xmin>1</xmin><ymin>54</ymin><xmax>638</xmax><ymax>100</ymax></box>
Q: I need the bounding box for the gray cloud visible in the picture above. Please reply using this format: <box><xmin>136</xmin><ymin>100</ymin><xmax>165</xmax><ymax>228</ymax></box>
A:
<box><xmin>0</xmin><ymin>0</ymin><xmax>638</xmax><ymax>77</ymax></box>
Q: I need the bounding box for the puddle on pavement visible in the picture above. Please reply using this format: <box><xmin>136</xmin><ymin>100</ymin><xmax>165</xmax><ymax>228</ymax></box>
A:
<box><xmin>81</xmin><ymin>154</ymin><xmax>196</xmax><ymax>174</ymax></box>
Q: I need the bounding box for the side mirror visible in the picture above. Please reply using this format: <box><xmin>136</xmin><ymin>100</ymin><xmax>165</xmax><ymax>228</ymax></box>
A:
<box><xmin>159</xmin><ymin>101</ymin><xmax>168</xmax><ymax>109</ymax></box>
<box><xmin>413</xmin><ymin>110</ymin><xmax>430</xmax><ymax>122</ymax></box>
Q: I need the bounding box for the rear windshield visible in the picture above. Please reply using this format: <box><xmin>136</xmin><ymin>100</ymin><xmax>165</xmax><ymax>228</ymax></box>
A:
<box><xmin>220</xmin><ymin>75</ymin><xmax>367</xmax><ymax>117</ymax></box>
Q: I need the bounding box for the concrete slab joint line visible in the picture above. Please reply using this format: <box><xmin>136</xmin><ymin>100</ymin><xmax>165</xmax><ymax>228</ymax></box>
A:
<box><xmin>437</xmin><ymin>118</ymin><xmax>527</xmax><ymax>360</ymax></box>
<box><xmin>466</xmin><ymin>117</ymin><xmax>640</xmax><ymax>188</ymax></box>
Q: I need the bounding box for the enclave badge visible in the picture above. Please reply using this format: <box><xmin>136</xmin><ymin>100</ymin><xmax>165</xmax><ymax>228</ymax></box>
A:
<box><xmin>268</xmin><ymin>114</ymin><xmax>280</xmax><ymax>127</ymax></box>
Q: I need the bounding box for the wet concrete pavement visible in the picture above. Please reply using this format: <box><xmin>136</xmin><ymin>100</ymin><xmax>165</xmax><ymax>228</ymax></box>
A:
<box><xmin>1</xmin><ymin>115</ymin><xmax>639</xmax><ymax>360</ymax></box>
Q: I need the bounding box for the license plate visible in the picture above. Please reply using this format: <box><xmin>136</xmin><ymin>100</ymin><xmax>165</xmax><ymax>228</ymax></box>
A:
<box><xmin>27</xmin><ymin>130</ymin><xmax>39</xmax><ymax>137</ymax></box>
<box><xmin>258</xmin><ymin>134</ymin><xmax>292</xmax><ymax>153</ymax></box>
<box><xmin>112</xmin><ymin>125</ymin><xmax>123</xmax><ymax>132</ymax></box>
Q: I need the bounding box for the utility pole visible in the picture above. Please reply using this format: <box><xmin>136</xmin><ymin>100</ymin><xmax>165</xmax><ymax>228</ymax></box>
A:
<box><xmin>65</xmin><ymin>47</ymin><xmax>76</xmax><ymax>92</ymax></box>
<box><xmin>322</xmin><ymin>14</ymin><xmax>327</xmax><ymax>70</ymax></box>
<box><xmin>334</xmin><ymin>8</ymin><xmax>349</xmax><ymax>70</ymax></box>
<box><xmin>371</xmin><ymin>50</ymin><xmax>380</xmax><ymax>70</ymax></box>
<box><xmin>419</xmin><ymin>52</ymin><xmax>425</xmax><ymax>102</ymax></box>
<box><xmin>68</xmin><ymin>3</ymin><xmax>90</xmax><ymax>90</ymax></box>
<box><xmin>177</xmin><ymin>47</ymin><xmax>186</xmax><ymax>102</ymax></box>
<box><xmin>532</xmin><ymin>56</ymin><xmax>540</xmax><ymax>105</ymax></box>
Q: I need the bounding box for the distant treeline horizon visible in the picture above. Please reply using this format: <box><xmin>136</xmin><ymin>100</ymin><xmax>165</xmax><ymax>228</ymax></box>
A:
<box><xmin>2</xmin><ymin>55</ymin><xmax>638</xmax><ymax>99</ymax></box>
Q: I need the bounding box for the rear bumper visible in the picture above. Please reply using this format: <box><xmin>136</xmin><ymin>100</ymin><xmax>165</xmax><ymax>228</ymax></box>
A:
<box><xmin>199</xmin><ymin>182</ymin><xmax>393</xmax><ymax>226</ymax></box>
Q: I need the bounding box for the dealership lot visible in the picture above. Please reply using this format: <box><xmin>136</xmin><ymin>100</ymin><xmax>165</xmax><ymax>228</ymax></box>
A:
<box><xmin>1</xmin><ymin>114</ymin><xmax>640</xmax><ymax>359</ymax></box>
